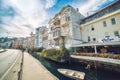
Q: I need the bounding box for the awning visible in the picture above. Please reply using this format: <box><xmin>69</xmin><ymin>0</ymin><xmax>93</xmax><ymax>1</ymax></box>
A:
<box><xmin>71</xmin><ymin>41</ymin><xmax>120</xmax><ymax>47</ymax></box>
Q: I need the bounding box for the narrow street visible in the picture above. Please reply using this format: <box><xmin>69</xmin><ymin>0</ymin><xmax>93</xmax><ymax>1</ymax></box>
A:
<box><xmin>0</xmin><ymin>49</ymin><xmax>22</xmax><ymax>79</ymax></box>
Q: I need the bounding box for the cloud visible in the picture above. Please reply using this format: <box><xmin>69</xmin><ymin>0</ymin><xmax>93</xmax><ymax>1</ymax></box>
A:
<box><xmin>77</xmin><ymin>0</ymin><xmax>110</xmax><ymax>16</ymax></box>
<box><xmin>0</xmin><ymin>0</ymin><xmax>51</xmax><ymax>37</ymax></box>
<box><xmin>0</xmin><ymin>0</ymin><xmax>116</xmax><ymax>37</ymax></box>
<box><xmin>45</xmin><ymin>0</ymin><xmax>57</xmax><ymax>9</ymax></box>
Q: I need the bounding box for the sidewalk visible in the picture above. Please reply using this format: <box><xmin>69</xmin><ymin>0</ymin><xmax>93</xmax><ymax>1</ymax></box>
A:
<box><xmin>22</xmin><ymin>52</ymin><xmax>58</xmax><ymax>80</ymax></box>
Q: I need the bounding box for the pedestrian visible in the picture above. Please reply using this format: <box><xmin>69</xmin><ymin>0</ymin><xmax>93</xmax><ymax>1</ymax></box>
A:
<box><xmin>22</xmin><ymin>48</ymin><xmax>25</xmax><ymax>53</ymax></box>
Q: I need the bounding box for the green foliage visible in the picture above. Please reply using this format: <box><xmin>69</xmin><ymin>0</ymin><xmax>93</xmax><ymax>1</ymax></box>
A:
<box><xmin>28</xmin><ymin>48</ymin><xmax>34</xmax><ymax>54</ymax></box>
<box><xmin>41</xmin><ymin>36</ymin><xmax>70</xmax><ymax>62</ymax></box>
<box><xmin>59</xmin><ymin>47</ymin><xmax>70</xmax><ymax>60</ymax></box>
<box><xmin>41</xmin><ymin>49</ymin><xmax>47</xmax><ymax>57</ymax></box>
<box><xmin>59</xmin><ymin>36</ymin><xmax>70</xmax><ymax>61</ymax></box>
<box><xmin>34</xmin><ymin>47</ymin><xmax>44</xmax><ymax>52</ymax></box>
<box><xmin>28</xmin><ymin>47</ymin><xmax>43</xmax><ymax>54</ymax></box>
<box><xmin>41</xmin><ymin>49</ymin><xmax>61</xmax><ymax>61</ymax></box>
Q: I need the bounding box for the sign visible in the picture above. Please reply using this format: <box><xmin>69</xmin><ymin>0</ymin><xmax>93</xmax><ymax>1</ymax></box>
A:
<box><xmin>98</xmin><ymin>37</ymin><xmax>119</xmax><ymax>43</ymax></box>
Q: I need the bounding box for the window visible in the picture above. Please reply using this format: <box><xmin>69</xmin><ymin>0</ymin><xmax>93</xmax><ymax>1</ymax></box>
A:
<box><xmin>103</xmin><ymin>21</ymin><xmax>107</xmax><ymax>27</ymax></box>
<box><xmin>66</xmin><ymin>8</ymin><xmax>70</xmax><ymax>12</ymax></box>
<box><xmin>88</xmin><ymin>36</ymin><xmax>90</xmax><ymax>42</ymax></box>
<box><xmin>36</xmin><ymin>28</ymin><xmax>39</xmax><ymax>31</ymax></box>
<box><xmin>91</xmin><ymin>27</ymin><xmax>94</xmax><ymax>31</ymax></box>
<box><xmin>51</xmin><ymin>27</ymin><xmax>53</xmax><ymax>31</ymax></box>
<box><xmin>55</xmin><ymin>31</ymin><xmax>57</xmax><ymax>36</ymax></box>
<box><xmin>55</xmin><ymin>40</ymin><xmax>59</xmax><ymax>46</ymax></box>
<box><xmin>43</xmin><ymin>36</ymin><xmax>48</xmax><ymax>40</ymax></box>
<box><xmin>93</xmin><ymin>38</ymin><xmax>96</xmax><ymax>41</ymax></box>
<box><xmin>58</xmin><ymin>30</ymin><xmax>60</xmax><ymax>36</ymax></box>
<box><xmin>65</xmin><ymin>16</ymin><xmax>70</xmax><ymax>21</ymax></box>
<box><xmin>111</xmin><ymin>18</ymin><xmax>116</xmax><ymax>25</ymax></box>
<box><xmin>68</xmin><ymin>16</ymin><xmax>70</xmax><ymax>21</ymax></box>
<box><xmin>53</xmin><ymin>32</ymin><xmax>55</xmax><ymax>37</ymax></box>
<box><xmin>114</xmin><ymin>31</ymin><xmax>119</xmax><ymax>37</ymax></box>
<box><xmin>65</xmin><ymin>17</ymin><xmax>67</xmax><ymax>21</ymax></box>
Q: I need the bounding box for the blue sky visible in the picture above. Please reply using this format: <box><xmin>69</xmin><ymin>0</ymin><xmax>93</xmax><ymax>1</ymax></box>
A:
<box><xmin>0</xmin><ymin>0</ymin><xmax>117</xmax><ymax>37</ymax></box>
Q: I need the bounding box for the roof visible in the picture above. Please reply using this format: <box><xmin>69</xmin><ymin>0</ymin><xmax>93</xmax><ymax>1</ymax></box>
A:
<box><xmin>81</xmin><ymin>0</ymin><xmax>120</xmax><ymax>23</ymax></box>
<box><xmin>48</xmin><ymin>5</ymin><xmax>72</xmax><ymax>23</ymax></box>
<box><xmin>71</xmin><ymin>41</ymin><xmax>120</xmax><ymax>47</ymax></box>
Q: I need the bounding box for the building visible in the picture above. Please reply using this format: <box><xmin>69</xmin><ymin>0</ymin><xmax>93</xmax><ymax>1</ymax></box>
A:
<box><xmin>73</xmin><ymin>1</ymin><xmax>120</xmax><ymax>53</ymax></box>
<box><xmin>48</xmin><ymin>5</ymin><xmax>84</xmax><ymax>50</ymax></box>
<box><xmin>12</xmin><ymin>39</ymin><xmax>23</xmax><ymax>49</ymax></box>
<box><xmin>26</xmin><ymin>32</ymin><xmax>36</xmax><ymax>48</ymax></box>
<box><xmin>0</xmin><ymin>38</ymin><xmax>13</xmax><ymax>48</ymax></box>
<box><xmin>42</xmin><ymin>27</ymin><xmax>48</xmax><ymax>49</ymax></box>
<box><xmin>35</xmin><ymin>26</ymin><xmax>46</xmax><ymax>48</ymax></box>
<box><xmin>22</xmin><ymin>38</ymin><xmax>28</xmax><ymax>48</ymax></box>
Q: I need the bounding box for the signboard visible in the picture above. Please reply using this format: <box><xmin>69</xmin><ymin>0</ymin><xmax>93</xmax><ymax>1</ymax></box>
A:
<box><xmin>98</xmin><ymin>37</ymin><xmax>119</xmax><ymax>43</ymax></box>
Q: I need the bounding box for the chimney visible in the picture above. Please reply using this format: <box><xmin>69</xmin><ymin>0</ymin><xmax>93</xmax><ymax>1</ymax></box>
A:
<box><xmin>76</xmin><ymin>8</ymin><xmax>79</xmax><ymax>12</ymax></box>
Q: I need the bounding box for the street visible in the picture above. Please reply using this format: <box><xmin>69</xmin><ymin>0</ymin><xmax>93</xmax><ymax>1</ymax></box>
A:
<box><xmin>0</xmin><ymin>49</ymin><xmax>21</xmax><ymax>79</ymax></box>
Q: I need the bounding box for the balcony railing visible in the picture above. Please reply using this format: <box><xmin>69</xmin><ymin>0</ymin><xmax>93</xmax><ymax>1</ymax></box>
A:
<box><xmin>53</xmin><ymin>30</ymin><xmax>61</xmax><ymax>39</ymax></box>
<box><xmin>53</xmin><ymin>26</ymin><xmax>61</xmax><ymax>31</ymax></box>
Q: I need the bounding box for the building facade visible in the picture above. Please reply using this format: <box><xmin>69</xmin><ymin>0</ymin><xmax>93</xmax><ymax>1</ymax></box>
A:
<box><xmin>35</xmin><ymin>27</ymin><xmax>45</xmax><ymax>48</ymax></box>
<box><xmin>34</xmin><ymin>1</ymin><xmax>120</xmax><ymax>54</ymax></box>
<box><xmin>42</xmin><ymin>27</ymin><xmax>48</xmax><ymax>49</ymax></box>
<box><xmin>48</xmin><ymin>5</ymin><xmax>84</xmax><ymax>50</ymax></box>
<box><xmin>73</xmin><ymin>1</ymin><xmax>120</xmax><ymax>53</ymax></box>
<box><xmin>81</xmin><ymin>1</ymin><xmax>120</xmax><ymax>43</ymax></box>
<box><xmin>25</xmin><ymin>32</ymin><xmax>36</xmax><ymax>48</ymax></box>
<box><xmin>12</xmin><ymin>39</ymin><xmax>23</xmax><ymax>49</ymax></box>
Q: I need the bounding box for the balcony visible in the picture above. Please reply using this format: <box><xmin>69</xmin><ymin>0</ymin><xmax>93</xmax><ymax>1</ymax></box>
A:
<box><xmin>61</xmin><ymin>20</ymin><xmax>69</xmax><ymax>27</ymax></box>
<box><xmin>61</xmin><ymin>15</ymin><xmax>70</xmax><ymax>27</ymax></box>
<box><xmin>60</xmin><ymin>30</ymin><xmax>68</xmax><ymax>37</ymax></box>
<box><xmin>53</xmin><ymin>26</ymin><xmax>61</xmax><ymax>31</ymax></box>
<box><xmin>53</xmin><ymin>30</ymin><xmax>61</xmax><ymax>39</ymax></box>
<box><xmin>53</xmin><ymin>19</ymin><xmax>60</xmax><ymax>25</ymax></box>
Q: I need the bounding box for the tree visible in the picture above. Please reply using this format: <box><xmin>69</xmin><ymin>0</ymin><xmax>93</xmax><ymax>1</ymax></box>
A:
<box><xmin>59</xmin><ymin>36</ymin><xmax>70</xmax><ymax>62</ymax></box>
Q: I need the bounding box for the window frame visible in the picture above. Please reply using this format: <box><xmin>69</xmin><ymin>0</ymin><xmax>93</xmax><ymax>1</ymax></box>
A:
<box><xmin>111</xmin><ymin>18</ymin><xmax>116</xmax><ymax>25</ymax></box>
<box><xmin>103</xmin><ymin>21</ymin><xmax>107</xmax><ymax>27</ymax></box>
<box><xmin>91</xmin><ymin>27</ymin><xmax>94</xmax><ymax>31</ymax></box>
<box><xmin>114</xmin><ymin>31</ymin><xmax>119</xmax><ymax>37</ymax></box>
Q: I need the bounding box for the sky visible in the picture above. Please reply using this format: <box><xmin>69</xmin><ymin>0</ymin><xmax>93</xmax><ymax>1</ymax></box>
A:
<box><xmin>0</xmin><ymin>0</ymin><xmax>117</xmax><ymax>38</ymax></box>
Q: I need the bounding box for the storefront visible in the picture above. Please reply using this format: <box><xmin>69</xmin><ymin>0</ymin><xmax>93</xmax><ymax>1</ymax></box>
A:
<box><xmin>71</xmin><ymin>41</ymin><xmax>120</xmax><ymax>54</ymax></box>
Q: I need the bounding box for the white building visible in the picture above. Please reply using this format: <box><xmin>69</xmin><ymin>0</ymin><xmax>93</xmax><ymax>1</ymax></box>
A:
<box><xmin>42</xmin><ymin>27</ymin><xmax>48</xmax><ymax>49</ymax></box>
<box><xmin>35</xmin><ymin>26</ymin><xmax>46</xmax><ymax>48</ymax></box>
<box><xmin>22</xmin><ymin>38</ymin><xmax>27</xmax><ymax>48</ymax></box>
<box><xmin>48</xmin><ymin>5</ymin><xmax>84</xmax><ymax>50</ymax></box>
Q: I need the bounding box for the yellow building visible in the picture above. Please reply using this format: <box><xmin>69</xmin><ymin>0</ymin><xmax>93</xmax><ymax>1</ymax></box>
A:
<box><xmin>74</xmin><ymin>1</ymin><xmax>120</xmax><ymax>53</ymax></box>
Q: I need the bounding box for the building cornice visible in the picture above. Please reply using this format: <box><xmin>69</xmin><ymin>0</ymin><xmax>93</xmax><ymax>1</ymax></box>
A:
<box><xmin>81</xmin><ymin>10</ymin><xmax>120</xmax><ymax>27</ymax></box>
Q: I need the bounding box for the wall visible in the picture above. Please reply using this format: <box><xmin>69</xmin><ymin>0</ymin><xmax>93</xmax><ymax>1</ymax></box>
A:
<box><xmin>81</xmin><ymin>10</ymin><xmax>120</xmax><ymax>43</ymax></box>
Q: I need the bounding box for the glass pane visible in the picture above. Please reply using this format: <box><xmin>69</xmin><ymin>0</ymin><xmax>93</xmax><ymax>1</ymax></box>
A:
<box><xmin>111</xmin><ymin>18</ymin><xmax>116</xmax><ymax>25</ymax></box>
